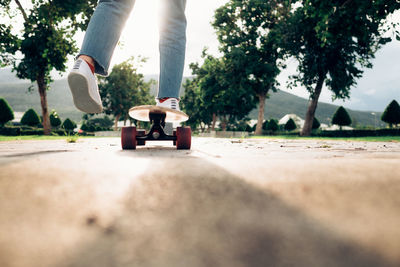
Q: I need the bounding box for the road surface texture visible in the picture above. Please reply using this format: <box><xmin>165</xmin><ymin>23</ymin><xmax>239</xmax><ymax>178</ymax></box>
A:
<box><xmin>1</xmin><ymin>137</ymin><xmax>400</xmax><ymax>267</ymax></box>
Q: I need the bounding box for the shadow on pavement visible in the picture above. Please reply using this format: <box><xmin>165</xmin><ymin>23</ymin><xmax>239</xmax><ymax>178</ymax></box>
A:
<box><xmin>60</xmin><ymin>156</ymin><xmax>395</xmax><ymax>267</ymax></box>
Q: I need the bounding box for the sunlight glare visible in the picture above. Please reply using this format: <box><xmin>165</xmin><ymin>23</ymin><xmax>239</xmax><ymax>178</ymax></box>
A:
<box><xmin>113</xmin><ymin>0</ymin><xmax>160</xmax><ymax>74</ymax></box>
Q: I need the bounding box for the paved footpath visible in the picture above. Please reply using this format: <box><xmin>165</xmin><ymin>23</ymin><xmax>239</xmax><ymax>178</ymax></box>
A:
<box><xmin>1</xmin><ymin>137</ymin><xmax>400</xmax><ymax>267</ymax></box>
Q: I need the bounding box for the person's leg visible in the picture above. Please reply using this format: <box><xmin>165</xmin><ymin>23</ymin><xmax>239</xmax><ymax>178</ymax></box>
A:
<box><xmin>157</xmin><ymin>0</ymin><xmax>187</xmax><ymax>100</ymax></box>
<box><xmin>69</xmin><ymin>0</ymin><xmax>136</xmax><ymax>113</ymax></box>
<box><xmin>80</xmin><ymin>0</ymin><xmax>136</xmax><ymax>76</ymax></box>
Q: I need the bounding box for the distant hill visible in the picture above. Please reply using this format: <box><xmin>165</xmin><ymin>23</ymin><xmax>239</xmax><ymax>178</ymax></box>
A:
<box><xmin>249</xmin><ymin>90</ymin><xmax>384</xmax><ymax>127</ymax></box>
<box><xmin>0</xmin><ymin>69</ymin><xmax>384</xmax><ymax>127</ymax></box>
<box><xmin>0</xmin><ymin>79</ymin><xmax>85</xmax><ymax>122</ymax></box>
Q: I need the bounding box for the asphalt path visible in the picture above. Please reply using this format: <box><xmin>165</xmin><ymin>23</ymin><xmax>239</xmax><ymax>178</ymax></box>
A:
<box><xmin>1</xmin><ymin>137</ymin><xmax>400</xmax><ymax>267</ymax></box>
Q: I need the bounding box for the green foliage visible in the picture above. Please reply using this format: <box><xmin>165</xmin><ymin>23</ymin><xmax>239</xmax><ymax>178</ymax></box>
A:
<box><xmin>284</xmin><ymin>118</ymin><xmax>297</xmax><ymax>131</ymax></box>
<box><xmin>280</xmin><ymin>0</ymin><xmax>400</xmax><ymax>135</ymax></box>
<box><xmin>226</xmin><ymin>118</ymin><xmax>252</xmax><ymax>132</ymax></box>
<box><xmin>381</xmin><ymin>100</ymin><xmax>400</xmax><ymax>128</ymax></box>
<box><xmin>21</xmin><ymin>108</ymin><xmax>41</xmax><ymax>126</ymax></box>
<box><xmin>213</xmin><ymin>0</ymin><xmax>286</xmax><ymax>133</ymax></box>
<box><xmin>49</xmin><ymin>109</ymin><xmax>62</xmax><ymax>128</ymax></box>
<box><xmin>332</xmin><ymin>106</ymin><xmax>352</xmax><ymax>128</ymax></box>
<box><xmin>283</xmin><ymin>0</ymin><xmax>400</xmax><ymax>98</ymax></box>
<box><xmin>266</xmin><ymin>119</ymin><xmax>279</xmax><ymax>132</ymax></box>
<box><xmin>0</xmin><ymin>0</ymin><xmax>97</xmax><ymax>134</ymax></box>
<box><xmin>213</xmin><ymin>0</ymin><xmax>285</xmax><ymax>96</ymax></box>
<box><xmin>183</xmin><ymin>51</ymin><xmax>255</xmax><ymax>131</ymax></box>
<box><xmin>80</xmin><ymin>115</ymin><xmax>113</xmax><ymax>132</ymax></box>
<box><xmin>98</xmin><ymin>57</ymin><xmax>155</xmax><ymax>125</ymax></box>
<box><xmin>181</xmin><ymin>78</ymin><xmax>210</xmax><ymax>131</ymax></box>
<box><xmin>62</xmin><ymin>118</ymin><xmax>77</xmax><ymax>132</ymax></box>
<box><xmin>0</xmin><ymin>98</ymin><xmax>14</xmax><ymax>126</ymax></box>
<box><xmin>312</xmin><ymin>117</ymin><xmax>321</xmax><ymax>130</ymax></box>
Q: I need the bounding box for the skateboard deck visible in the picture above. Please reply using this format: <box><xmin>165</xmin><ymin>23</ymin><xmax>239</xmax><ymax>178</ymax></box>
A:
<box><xmin>129</xmin><ymin>105</ymin><xmax>189</xmax><ymax>123</ymax></box>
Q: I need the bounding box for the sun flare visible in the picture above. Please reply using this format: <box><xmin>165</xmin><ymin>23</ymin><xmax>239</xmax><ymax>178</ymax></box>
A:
<box><xmin>113</xmin><ymin>0</ymin><xmax>160</xmax><ymax>74</ymax></box>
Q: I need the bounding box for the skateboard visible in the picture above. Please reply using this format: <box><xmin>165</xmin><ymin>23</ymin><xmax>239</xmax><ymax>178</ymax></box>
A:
<box><xmin>121</xmin><ymin>105</ymin><xmax>191</xmax><ymax>150</ymax></box>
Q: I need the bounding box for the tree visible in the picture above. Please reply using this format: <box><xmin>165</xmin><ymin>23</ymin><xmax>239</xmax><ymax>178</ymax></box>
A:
<box><xmin>181</xmin><ymin>78</ymin><xmax>210</xmax><ymax>132</ymax></box>
<box><xmin>98</xmin><ymin>57</ymin><xmax>155</xmax><ymax>129</ymax></box>
<box><xmin>21</xmin><ymin>108</ymin><xmax>41</xmax><ymax>126</ymax></box>
<box><xmin>281</xmin><ymin>0</ymin><xmax>400</xmax><ymax>136</ymax></box>
<box><xmin>284</xmin><ymin>118</ymin><xmax>297</xmax><ymax>131</ymax></box>
<box><xmin>0</xmin><ymin>0</ymin><xmax>97</xmax><ymax>134</ymax></box>
<box><xmin>62</xmin><ymin>118</ymin><xmax>77</xmax><ymax>133</ymax></box>
<box><xmin>213</xmin><ymin>0</ymin><xmax>288</xmax><ymax>135</ymax></box>
<box><xmin>49</xmin><ymin>110</ymin><xmax>62</xmax><ymax>128</ymax></box>
<box><xmin>312</xmin><ymin>117</ymin><xmax>321</xmax><ymax>130</ymax></box>
<box><xmin>332</xmin><ymin>106</ymin><xmax>352</xmax><ymax>130</ymax></box>
<box><xmin>0</xmin><ymin>98</ymin><xmax>14</xmax><ymax>127</ymax></box>
<box><xmin>266</xmin><ymin>119</ymin><xmax>279</xmax><ymax>132</ymax></box>
<box><xmin>186</xmin><ymin>51</ymin><xmax>255</xmax><ymax>131</ymax></box>
<box><xmin>381</xmin><ymin>100</ymin><xmax>400</xmax><ymax>128</ymax></box>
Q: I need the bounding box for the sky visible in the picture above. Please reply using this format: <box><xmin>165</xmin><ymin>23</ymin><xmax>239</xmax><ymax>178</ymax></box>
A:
<box><xmin>2</xmin><ymin>0</ymin><xmax>400</xmax><ymax>112</ymax></box>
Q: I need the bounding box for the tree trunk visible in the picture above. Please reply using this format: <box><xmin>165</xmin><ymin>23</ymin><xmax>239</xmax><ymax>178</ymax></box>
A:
<box><xmin>221</xmin><ymin>115</ymin><xmax>227</xmax><ymax>131</ymax></box>
<box><xmin>36</xmin><ymin>74</ymin><xmax>51</xmax><ymax>135</ymax></box>
<box><xmin>114</xmin><ymin>114</ymin><xmax>121</xmax><ymax>131</ymax></box>
<box><xmin>301</xmin><ymin>75</ymin><xmax>325</xmax><ymax>136</ymax></box>
<box><xmin>211</xmin><ymin>113</ymin><xmax>217</xmax><ymax>131</ymax></box>
<box><xmin>255</xmin><ymin>93</ymin><xmax>266</xmax><ymax>135</ymax></box>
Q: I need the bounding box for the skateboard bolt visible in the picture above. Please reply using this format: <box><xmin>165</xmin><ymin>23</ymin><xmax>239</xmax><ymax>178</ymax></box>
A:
<box><xmin>152</xmin><ymin>131</ymin><xmax>160</xmax><ymax>139</ymax></box>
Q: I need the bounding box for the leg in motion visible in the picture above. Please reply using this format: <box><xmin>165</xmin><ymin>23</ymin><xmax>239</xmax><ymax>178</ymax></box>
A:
<box><xmin>156</xmin><ymin>0</ymin><xmax>187</xmax><ymax>111</ymax></box>
<box><xmin>68</xmin><ymin>0</ymin><xmax>136</xmax><ymax>113</ymax></box>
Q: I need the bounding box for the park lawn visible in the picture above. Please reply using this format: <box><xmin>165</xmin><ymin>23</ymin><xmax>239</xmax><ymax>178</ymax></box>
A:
<box><xmin>0</xmin><ymin>135</ymin><xmax>109</xmax><ymax>142</ymax></box>
<box><xmin>250</xmin><ymin>135</ymin><xmax>400</xmax><ymax>142</ymax></box>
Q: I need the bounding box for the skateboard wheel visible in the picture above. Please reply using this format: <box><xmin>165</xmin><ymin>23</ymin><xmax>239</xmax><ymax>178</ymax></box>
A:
<box><xmin>176</xmin><ymin>126</ymin><xmax>191</xmax><ymax>150</ymax></box>
<box><xmin>137</xmin><ymin>129</ymin><xmax>146</xmax><ymax>146</ymax></box>
<box><xmin>173</xmin><ymin>130</ymin><xmax>176</xmax><ymax>146</ymax></box>
<box><xmin>121</xmin><ymin>126</ymin><xmax>136</xmax><ymax>150</ymax></box>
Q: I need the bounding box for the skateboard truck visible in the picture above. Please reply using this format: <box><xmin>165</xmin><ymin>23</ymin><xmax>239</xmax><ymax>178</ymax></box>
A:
<box><xmin>138</xmin><ymin>112</ymin><xmax>175</xmax><ymax>142</ymax></box>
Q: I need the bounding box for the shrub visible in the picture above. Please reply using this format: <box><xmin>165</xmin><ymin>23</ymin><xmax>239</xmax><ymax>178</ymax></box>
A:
<box><xmin>21</xmin><ymin>109</ymin><xmax>41</xmax><ymax>126</ymax></box>
<box><xmin>262</xmin><ymin>120</ymin><xmax>269</xmax><ymax>131</ymax></box>
<box><xmin>49</xmin><ymin>110</ymin><xmax>62</xmax><ymax>128</ymax></box>
<box><xmin>62</xmin><ymin>118</ymin><xmax>77</xmax><ymax>132</ymax></box>
<box><xmin>284</xmin><ymin>118</ymin><xmax>297</xmax><ymax>131</ymax></box>
<box><xmin>245</xmin><ymin>124</ymin><xmax>253</xmax><ymax>132</ymax></box>
<box><xmin>21</xmin><ymin>128</ymin><xmax>44</xmax><ymax>135</ymax></box>
<box><xmin>381</xmin><ymin>100</ymin><xmax>400</xmax><ymax>128</ymax></box>
<box><xmin>80</xmin><ymin>123</ymin><xmax>89</xmax><ymax>132</ymax></box>
<box><xmin>312</xmin><ymin>117</ymin><xmax>321</xmax><ymax>130</ymax></box>
<box><xmin>0</xmin><ymin>126</ymin><xmax>20</xmax><ymax>136</ymax></box>
<box><xmin>332</xmin><ymin>106</ymin><xmax>352</xmax><ymax>130</ymax></box>
<box><xmin>80</xmin><ymin>115</ymin><xmax>114</xmax><ymax>132</ymax></box>
<box><xmin>266</xmin><ymin>119</ymin><xmax>279</xmax><ymax>132</ymax></box>
<box><xmin>0</xmin><ymin>98</ymin><xmax>14</xmax><ymax>127</ymax></box>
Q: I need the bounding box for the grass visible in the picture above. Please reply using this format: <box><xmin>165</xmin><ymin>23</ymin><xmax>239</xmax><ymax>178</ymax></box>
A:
<box><xmin>1</xmin><ymin>135</ymin><xmax>399</xmax><ymax>143</ymax></box>
<box><xmin>0</xmin><ymin>135</ymin><xmax>110</xmax><ymax>142</ymax></box>
<box><xmin>249</xmin><ymin>135</ymin><xmax>400</xmax><ymax>142</ymax></box>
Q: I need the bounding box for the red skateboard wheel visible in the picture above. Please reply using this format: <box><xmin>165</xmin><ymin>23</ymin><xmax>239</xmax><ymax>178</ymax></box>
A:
<box><xmin>121</xmin><ymin>126</ymin><xmax>137</xmax><ymax>150</ymax></box>
<box><xmin>176</xmin><ymin>126</ymin><xmax>191</xmax><ymax>150</ymax></box>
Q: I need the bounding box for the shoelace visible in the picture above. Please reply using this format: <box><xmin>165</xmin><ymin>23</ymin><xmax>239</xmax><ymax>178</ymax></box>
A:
<box><xmin>170</xmin><ymin>98</ymin><xmax>177</xmax><ymax>110</ymax></box>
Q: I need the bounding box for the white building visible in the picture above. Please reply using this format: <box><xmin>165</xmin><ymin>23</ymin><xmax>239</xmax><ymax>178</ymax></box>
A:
<box><xmin>278</xmin><ymin>114</ymin><xmax>304</xmax><ymax>129</ymax></box>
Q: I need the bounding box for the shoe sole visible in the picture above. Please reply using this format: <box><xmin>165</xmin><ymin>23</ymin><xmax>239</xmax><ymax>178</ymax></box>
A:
<box><xmin>68</xmin><ymin>72</ymin><xmax>103</xmax><ymax>114</ymax></box>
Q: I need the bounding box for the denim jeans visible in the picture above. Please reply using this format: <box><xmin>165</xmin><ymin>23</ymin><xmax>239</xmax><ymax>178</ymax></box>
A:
<box><xmin>79</xmin><ymin>0</ymin><xmax>187</xmax><ymax>99</ymax></box>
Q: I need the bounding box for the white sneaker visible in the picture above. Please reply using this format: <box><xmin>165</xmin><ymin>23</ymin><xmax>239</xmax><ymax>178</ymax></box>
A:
<box><xmin>68</xmin><ymin>59</ymin><xmax>103</xmax><ymax>114</ymax></box>
<box><xmin>156</xmin><ymin>97</ymin><xmax>181</xmax><ymax>111</ymax></box>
